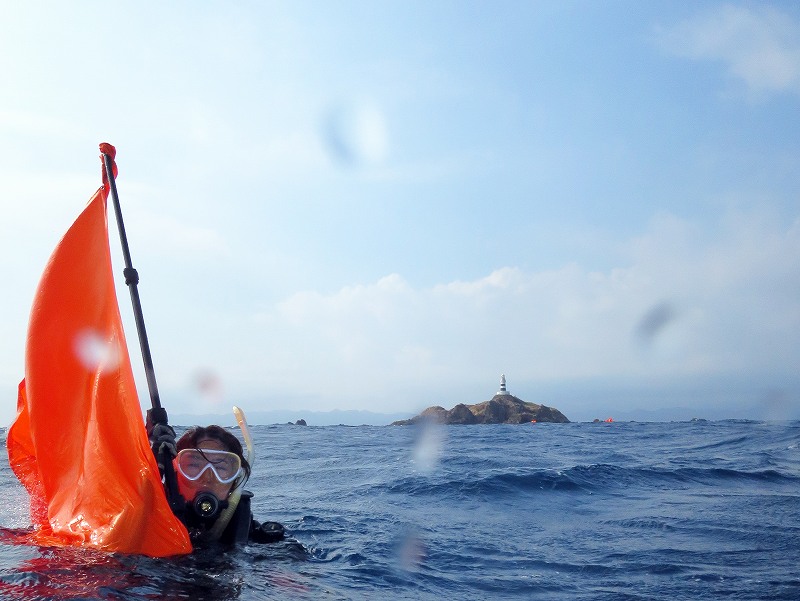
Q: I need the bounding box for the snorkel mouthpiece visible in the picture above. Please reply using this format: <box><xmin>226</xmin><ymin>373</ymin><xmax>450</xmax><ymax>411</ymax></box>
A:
<box><xmin>192</xmin><ymin>492</ymin><xmax>228</xmax><ymax>521</ymax></box>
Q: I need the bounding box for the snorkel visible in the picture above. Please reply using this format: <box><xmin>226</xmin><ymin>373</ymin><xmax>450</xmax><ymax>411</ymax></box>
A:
<box><xmin>235</xmin><ymin>405</ymin><xmax>255</xmax><ymax>466</ymax></box>
<box><xmin>205</xmin><ymin>406</ymin><xmax>254</xmax><ymax>540</ymax></box>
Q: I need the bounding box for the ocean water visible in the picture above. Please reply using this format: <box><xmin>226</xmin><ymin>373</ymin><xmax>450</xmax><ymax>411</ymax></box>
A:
<box><xmin>0</xmin><ymin>420</ymin><xmax>798</xmax><ymax>600</ymax></box>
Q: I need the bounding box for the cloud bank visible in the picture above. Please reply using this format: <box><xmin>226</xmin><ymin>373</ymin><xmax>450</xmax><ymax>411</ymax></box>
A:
<box><xmin>181</xmin><ymin>208</ymin><xmax>800</xmax><ymax>418</ymax></box>
<box><xmin>658</xmin><ymin>4</ymin><xmax>800</xmax><ymax>96</ymax></box>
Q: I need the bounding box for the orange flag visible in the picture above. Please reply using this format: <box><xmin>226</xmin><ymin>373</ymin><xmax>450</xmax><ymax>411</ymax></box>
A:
<box><xmin>6</xmin><ymin>182</ymin><xmax>191</xmax><ymax>557</ymax></box>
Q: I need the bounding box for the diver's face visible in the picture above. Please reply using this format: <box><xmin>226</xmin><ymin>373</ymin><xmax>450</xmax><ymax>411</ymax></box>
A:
<box><xmin>175</xmin><ymin>438</ymin><xmax>236</xmax><ymax>503</ymax></box>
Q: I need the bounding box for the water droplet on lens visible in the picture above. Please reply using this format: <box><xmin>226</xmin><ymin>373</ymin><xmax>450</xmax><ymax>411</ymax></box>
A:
<box><xmin>322</xmin><ymin>100</ymin><xmax>389</xmax><ymax>167</ymax></box>
<box><xmin>412</xmin><ymin>422</ymin><xmax>445</xmax><ymax>473</ymax></box>
<box><xmin>74</xmin><ymin>329</ymin><xmax>122</xmax><ymax>372</ymax></box>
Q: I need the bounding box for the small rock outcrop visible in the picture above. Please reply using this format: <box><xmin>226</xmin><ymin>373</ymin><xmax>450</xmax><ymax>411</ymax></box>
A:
<box><xmin>448</xmin><ymin>403</ymin><xmax>479</xmax><ymax>425</ymax></box>
<box><xmin>393</xmin><ymin>393</ymin><xmax>569</xmax><ymax>425</ymax></box>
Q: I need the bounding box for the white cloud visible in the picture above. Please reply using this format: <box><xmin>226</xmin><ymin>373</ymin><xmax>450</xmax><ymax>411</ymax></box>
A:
<box><xmin>0</xmin><ymin>171</ymin><xmax>101</xmax><ymax>272</ymax></box>
<box><xmin>658</xmin><ymin>4</ymin><xmax>800</xmax><ymax>96</ymax></box>
<box><xmin>0</xmin><ymin>109</ymin><xmax>83</xmax><ymax>138</ymax></box>
<box><xmin>126</xmin><ymin>205</ymin><xmax>231</xmax><ymax>258</ymax></box>
<box><xmin>183</xmin><ymin>208</ymin><xmax>800</xmax><ymax>414</ymax></box>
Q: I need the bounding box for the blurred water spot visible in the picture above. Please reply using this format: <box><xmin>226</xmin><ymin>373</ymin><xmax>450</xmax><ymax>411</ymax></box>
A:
<box><xmin>193</xmin><ymin>369</ymin><xmax>224</xmax><ymax>407</ymax></box>
<box><xmin>760</xmin><ymin>388</ymin><xmax>798</xmax><ymax>422</ymax></box>
<box><xmin>412</xmin><ymin>422</ymin><xmax>445</xmax><ymax>473</ymax></box>
<box><xmin>322</xmin><ymin>101</ymin><xmax>389</xmax><ymax>167</ymax></box>
<box><xmin>635</xmin><ymin>301</ymin><xmax>678</xmax><ymax>346</ymax></box>
<box><xmin>74</xmin><ymin>329</ymin><xmax>122</xmax><ymax>372</ymax></box>
<box><xmin>395</xmin><ymin>529</ymin><xmax>427</xmax><ymax>572</ymax></box>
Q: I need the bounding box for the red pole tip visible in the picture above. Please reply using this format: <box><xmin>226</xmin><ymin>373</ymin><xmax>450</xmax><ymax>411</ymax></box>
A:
<box><xmin>99</xmin><ymin>143</ymin><xmax>118</xmax><ymax>190</ymax></box>
<box><xmin>99</xmin><ymin>142</ymin><xmax>116</xmax><ymax>158</ymax></box>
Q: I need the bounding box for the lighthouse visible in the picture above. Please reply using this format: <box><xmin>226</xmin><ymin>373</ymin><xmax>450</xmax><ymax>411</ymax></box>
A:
<box><xmin>497</xmin><ymin>374</ymin><xmax>511</xmax><ymax>396</ymax></box>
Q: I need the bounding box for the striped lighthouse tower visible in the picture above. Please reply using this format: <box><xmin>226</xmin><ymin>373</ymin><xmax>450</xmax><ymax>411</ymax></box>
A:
<box><xmin>497</xmin><ymin>374</ymin><xmax>510</xmax><ymax>396</ymax></box>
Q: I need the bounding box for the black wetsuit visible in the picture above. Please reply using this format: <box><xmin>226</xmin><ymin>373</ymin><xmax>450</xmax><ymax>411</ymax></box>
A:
<box><xmin>215</xmin><ymin>490</ymin><xmax>285</xmax><ymax>544</ymax></box>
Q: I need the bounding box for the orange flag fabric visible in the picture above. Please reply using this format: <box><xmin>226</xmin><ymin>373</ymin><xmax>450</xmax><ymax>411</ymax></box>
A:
<box><xmin>6</xmin><ymin>185</ymin><xmax>192</xmax><ymax>557</ymax></box>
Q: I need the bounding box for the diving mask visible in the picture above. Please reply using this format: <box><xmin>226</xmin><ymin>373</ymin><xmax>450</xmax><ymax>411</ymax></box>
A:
<box><xmin>176</xmin><ymin>448</ymin><xmax>242</xmax><ymax>484</ymax></box>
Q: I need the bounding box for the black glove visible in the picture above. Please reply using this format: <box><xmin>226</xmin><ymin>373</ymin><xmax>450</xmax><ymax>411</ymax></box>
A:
<box><xmin>250</xmin><ymin>520</ymin><xmax>285</xmax><ymax>543</ymax></box>
<box><xmin>149</xmin><ymin>422</ymin><xmax>177</xmax><ymax>474</ymax></box>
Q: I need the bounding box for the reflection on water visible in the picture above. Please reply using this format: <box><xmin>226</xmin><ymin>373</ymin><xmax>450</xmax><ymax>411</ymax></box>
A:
<box><xmin>0</xmin><ymin>530</ymin><xmax>315</xmax><ymax>600</ymax></box>
<box><xmin>0</xmin><ymin>535</ymin><xmax>235</xmax><ymax>600</ymax></box>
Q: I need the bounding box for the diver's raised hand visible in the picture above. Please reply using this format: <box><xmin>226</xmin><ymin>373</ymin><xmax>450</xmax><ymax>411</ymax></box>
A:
<box><xmin>146</xmin><ymin>408</ymin><xmax>177</xmax><ymax>474</ymax></box>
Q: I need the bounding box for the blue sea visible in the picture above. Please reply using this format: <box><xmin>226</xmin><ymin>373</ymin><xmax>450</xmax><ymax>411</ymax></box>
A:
<box><xmin>0</xmin><ymin>420</ymin><xmax>798</xmax><ymax>600</ymax></box>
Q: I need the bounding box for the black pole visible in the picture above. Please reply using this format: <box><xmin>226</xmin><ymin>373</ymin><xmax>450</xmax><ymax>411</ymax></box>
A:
<box><xmin>101</xmin><ymin>150</ymin><xmax>183</xmax><ymax>514</ymax></box>
<box><xmin>101</xmin><ymin>152</ymin><xmax>162</xmax><ymax>410</ymax></box>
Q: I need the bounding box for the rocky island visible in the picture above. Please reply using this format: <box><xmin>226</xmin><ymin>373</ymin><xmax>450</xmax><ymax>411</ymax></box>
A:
<box><xmin>392</xmin><ymin>375</ymin><xmax>570</xmax><ymax>425</ymax></box>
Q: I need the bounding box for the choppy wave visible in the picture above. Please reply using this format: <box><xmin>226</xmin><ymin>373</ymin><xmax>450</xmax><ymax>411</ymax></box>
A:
<box><xmin>0</xmin><ymin>420</ymin><xmax>798</xmax><ymax>600</ymax></box>
<box><xmin>384</xmin><ymin>461</ymin><xmax>800</xmax><ymax>501</ymax></box>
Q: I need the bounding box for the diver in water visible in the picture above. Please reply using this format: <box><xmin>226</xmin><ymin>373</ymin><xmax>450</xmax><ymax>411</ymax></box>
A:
<box><xmin>149</xmin><ymin>417</ymin><xmax>284</xmax><ymax>545</ymax></box>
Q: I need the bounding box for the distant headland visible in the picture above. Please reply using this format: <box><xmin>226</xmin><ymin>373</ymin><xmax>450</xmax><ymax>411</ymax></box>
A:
<box><xmin>392</xmin><ymin>375</ymin><xmax>570</xmax><ymax>425</ymax></box>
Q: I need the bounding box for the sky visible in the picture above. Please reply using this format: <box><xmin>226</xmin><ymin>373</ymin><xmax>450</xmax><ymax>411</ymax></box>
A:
<box><xmin>1</xmin><ymin>1</ymin><xmax>799</xmax><ymax>424</ymax></box>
